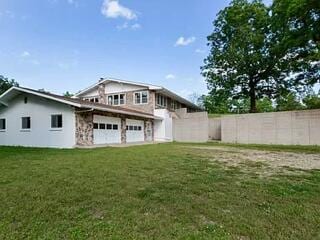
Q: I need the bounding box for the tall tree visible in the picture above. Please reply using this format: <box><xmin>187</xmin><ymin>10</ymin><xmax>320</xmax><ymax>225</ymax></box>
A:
<box><xmin>202</xmin><ymin>0</ymin><xmax>319</xmax><ymax>113</ymax></box>
<box><xmin>271</xmin><ymin>0</ymin><xmax>320</xmax><ymax>89</ymax></box>
<box><xmin>0</xmin><ymin>75</ymin><xmax>19</xmax><ymax>95</ymax></box>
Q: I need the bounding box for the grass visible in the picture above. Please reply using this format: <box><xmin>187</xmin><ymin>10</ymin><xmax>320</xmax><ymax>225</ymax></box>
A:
<box><xmin>0</xmin><ymin>143</ymin><xmax>320</xmax><ymax>239</ymax></box>
<box><xmin>187</xmin><ymin>141</ymin><xmax>320</xmax><ymax>154</ymax></box>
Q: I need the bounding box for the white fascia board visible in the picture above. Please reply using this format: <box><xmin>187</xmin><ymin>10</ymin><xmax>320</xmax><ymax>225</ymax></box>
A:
<box><xmin>1</xmin><ymin>87</ymin><xmax>82</xmax><ymax>108</ymax></box>
<box><xmin>74</xmin><ymin>77</ymin><xmax>163</xmax><ymax>97</ymax></box>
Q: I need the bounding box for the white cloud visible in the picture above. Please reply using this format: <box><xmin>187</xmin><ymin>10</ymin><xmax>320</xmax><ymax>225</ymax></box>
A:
<box><xmin>131</xmin><ymin>23</ymin><xmax>141</xmax><ymax>30</ymax></box>
<box><xmin>175</xmin><ymin>36</ymin><xmax>196</xmax><ymax>47</ymax></box>
<box><xmin>101</xmin><ymin>0</ymin><xmax>137</xmax><ymax>20</ymax></box>
<box><xmin>21</xmin><ymin>51</ymin><xmax>31</xmax><ymax>58</ymax></box>
<box><xmin>117</xmin><ymin>22</ymin><xmax>129</xmax><ymax>30</ymax></box>
<box><xmin>165</xmin><ymin>74</ymin><xmax>176</xmax><ymax>80</ymax></box>
<box><xmin>117</xmin><ymin>22</ymin><xmax>141</xmax><ymax>30</ymax></box>
<box><xmin>195</xmin><ymin>48</ymin><xmax>205</xmax><ymax>54</ymax></box>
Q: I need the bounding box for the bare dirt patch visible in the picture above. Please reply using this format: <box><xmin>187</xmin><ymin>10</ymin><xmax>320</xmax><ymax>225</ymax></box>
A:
<box><xmin>184</xmin><ymin>145</ymin><xmax>320</xmax><ymax>175</ymax></box>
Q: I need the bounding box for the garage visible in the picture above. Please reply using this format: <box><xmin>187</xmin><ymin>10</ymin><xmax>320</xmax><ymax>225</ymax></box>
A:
<box><xmin>126</xmin><ymin>119</ymin><xmax>144</xmax><ymax>143</ymax></box>
<box><xmin>93</xmin><ymin>115</ymin><xmax>121</xmax><ymax>144</ymax></box>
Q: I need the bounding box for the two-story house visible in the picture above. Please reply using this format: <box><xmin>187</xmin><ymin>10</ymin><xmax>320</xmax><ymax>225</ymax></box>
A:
<box><xmin>0</xmin><ymin>77</ymin><xmax>201</xmax><ymax>148</ymax></box>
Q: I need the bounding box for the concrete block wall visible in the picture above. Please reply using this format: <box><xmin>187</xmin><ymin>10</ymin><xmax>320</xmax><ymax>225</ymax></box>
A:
<box><xmin>173</xmin><ymin>109</ymin><xmax>209</xmax><ymax>142</ymax></box>
<box><xmin>221</xmin><ymin>109</ymin><xmax>320</xmax><ymax>145</ymax></box>
<box><xmin>209</xmin><ymin>118</ymin><xmax>221</xmax><ymax>140</ymax></box>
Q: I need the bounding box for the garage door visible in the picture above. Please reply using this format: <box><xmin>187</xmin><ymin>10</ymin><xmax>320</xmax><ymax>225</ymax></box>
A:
<box><xmin>93</xmin><ymin>115</ymin><xmax>121</xmax><ymax>144</ymax></box>
<box><xmin>126</xmin><ymin>119</ymin><xmax>144</xmax><ymax>143</ymax></box>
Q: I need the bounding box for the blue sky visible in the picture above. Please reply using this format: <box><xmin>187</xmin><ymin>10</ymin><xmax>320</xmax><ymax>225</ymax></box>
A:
<box><xmin>0</xmin><ymin>0</ymin><xmax>272</xmax><ymax>98</ymax></box>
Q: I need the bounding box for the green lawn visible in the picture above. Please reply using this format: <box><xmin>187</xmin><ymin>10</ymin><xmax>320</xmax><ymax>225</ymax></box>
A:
<box><xmin>0</xmin><ymin>143</ymin><xmax>320</xmax><ymax>239</ymax></box>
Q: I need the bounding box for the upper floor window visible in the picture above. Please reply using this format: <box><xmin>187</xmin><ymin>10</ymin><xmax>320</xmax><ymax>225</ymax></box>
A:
<box><xmin>51</xmin><ymin>114</ymin><xmax>63</xmax><ymax>128</ymax></box>
<box><xmin>135</xmin><ymin>91</ymin><xmax>148</xmax><ymax>104</ymax></box>
<box><xmin>0</xmin><ymin>119</ymin><xmax>6</xmax><ymax>130</ymax></box>
<box><xmin>156</xmin><ymin>94</ymin><xmax>167</xmax><ymax>107</ymax></box>
<box><xmin>84</xmin><ymin>97</ymin><xmax>99</xmax><ymax>103</ymax></box>
<box><xmin>107</xmin><ymin>94</ymin><xmax>125</xmax><ymax>106</ymax></box>
<box><xmin>22</xmin><ymin>117</ymin><xmax>31</xmax><ymax>129</ymax></box>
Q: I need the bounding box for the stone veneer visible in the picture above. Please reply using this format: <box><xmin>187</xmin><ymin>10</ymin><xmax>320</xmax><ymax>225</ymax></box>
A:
<box><xmin>144</xmin><ymin>119</ymin><xmax>154</xmax><ymax>142</ymax></box>
<box><xmin>75</xmin><ymin>112</ymin><xmax>94</xmax><ymax>146</ymax></box>
<box><xmin>98</xmin><ymin>83</ymin><xmax>107</xmax><ymax>104</ymax></box>
<box><xmin>75</xmin><ymin>110</ymin><xmax>154</xmax><ymax>146</ymax></box>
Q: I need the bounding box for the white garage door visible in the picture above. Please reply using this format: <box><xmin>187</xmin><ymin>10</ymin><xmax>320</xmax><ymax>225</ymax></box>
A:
<box><xmin>126</xmin><ymin>119</ymin><xmax>144</xmax><ymax>143</ymax></box>
<box><xmin>93</xmin><ymin>115</ymin><xmax>121</xmax><ymax>144</ymax></box>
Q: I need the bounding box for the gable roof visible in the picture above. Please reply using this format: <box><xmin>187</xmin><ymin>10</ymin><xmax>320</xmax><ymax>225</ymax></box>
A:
<box><xmin>75</xmin><ymin>77</ymin><xmax>202</xmax><ymax>110</ymax></box>
<box><xmin>0</xmin><ymin>87</ymin><xmax>160</xmax><ymax>119</ymax></box>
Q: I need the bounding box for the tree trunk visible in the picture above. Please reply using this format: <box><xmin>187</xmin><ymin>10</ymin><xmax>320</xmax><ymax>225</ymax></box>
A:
<box><xmin>249</xmin><ymin>81</ymin><xmax>257</xmax><ymax>113</ymax></box>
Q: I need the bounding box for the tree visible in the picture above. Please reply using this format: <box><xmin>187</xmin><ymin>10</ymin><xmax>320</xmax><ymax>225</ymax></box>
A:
<box><xmin>256</xmin><ymin>97</ymin><xmax>274</xmax><ymax>112</ymax></box>
<box><xmin>276</xmin><ymin>92</ymin><xmax>304</xmax><ymax>111</ymax></box>
<box><xmin>303</xmin><ymin>91</ymin><xmax>320</xmax><ymax>109</ymax></box>
<box><xmin>63</xmin><ymin>91</ymin><xmax>74</xmax><ymax>97</ymax></box>
<box><xmin>202</xmin><ymin>0</ymin><xmax>319</xmax><ymax>113</ymax></box>
<box><xmin>0</xmin><ymin>75</ymin><xmax>19</xmax><ymax>95</ymax></box>
<box><xmin>271</xmin><ymin>0</ymin><xmax>320</xmax><ymax>90</ymax></box>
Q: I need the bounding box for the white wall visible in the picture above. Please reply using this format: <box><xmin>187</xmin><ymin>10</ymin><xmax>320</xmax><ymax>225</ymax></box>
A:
<box><xmin>0</xmin><ymin>93</ymin><xmax>76</xmax><ymax>148</ymax></box>
<box><xmin>154</xmin><ymin>109</ymin><xmax>173</xmax><ymax>142</ymax></box>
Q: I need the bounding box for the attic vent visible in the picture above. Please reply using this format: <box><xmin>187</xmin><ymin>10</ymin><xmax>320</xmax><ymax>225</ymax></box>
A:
<box><xmin>99</xmin><ymin>78</ymin><xmax>104</xmax><ymax>82</ymax></box>
<box><xmin>24</xmin><ymin>97</ymin><xmax>28</xmax><ymax>104</ymax></box>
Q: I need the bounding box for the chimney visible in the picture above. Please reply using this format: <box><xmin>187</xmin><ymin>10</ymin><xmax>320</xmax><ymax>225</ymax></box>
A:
<box><xmin>98</xmin><ymin>78</ymin><xmax>106</xmax><ymax>104</ymax></box>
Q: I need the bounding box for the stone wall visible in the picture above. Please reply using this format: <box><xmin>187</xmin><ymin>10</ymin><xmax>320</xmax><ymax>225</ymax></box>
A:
<box><xmin>221</xmin><ymin>109</ymin><xmax>320</xmax><ymax>145</ymax></box>
<box><xmin>124</xmin><ymin>90</ymin><xmax>155</xmax><ymax>115</ymax></box>
<box><xmin>75</xmin><ymin>112</ymin><xmax>94</xmax><ymax>146</ymax></box>
<box><xmin>98</xmin><ymin>83</ymin><xmax>106</xmax><ymax>104</ymax></box>
<box><xmin>144</xmin><ymin>119</ymin><xmax>154</xmax><ymax>142</ymax></box>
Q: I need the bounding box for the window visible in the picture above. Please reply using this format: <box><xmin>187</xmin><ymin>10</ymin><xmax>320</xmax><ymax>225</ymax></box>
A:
<box><xmin>135</xmin><ymin>91</ymin><xmax>148</xmax><ymax>104</ymax></box>
<box><xmin>83</xmin><ymin>97</ymin><xmax>99</xmax><ymax>103</ymax></box>
<box><xmin>134</xmin><ymin>126</ymin><xmax>138</xmax><ymax>131</ymax></box>
<box><xmin>51</xmin><ymin>115</ymin><xmax>63</xmax><ymax>128</ymax></box>
<box><xmin>22</xmin><ymin>117</ymin><xmax>31</xmax><ymax>129</ymax></box>
<box><xmin>93</xmin><ymin>123</ymin><xmax>99</xmax><ymax>129</ymax></box>
<box><xmin>113</xmin><ymin>124</ymin><xmax>118</xmax><ymax>130</ymax></box>
<box><xmin>0</xmin><ymin>119</ymin><xmax>5</xmax><ymax>130</ymax></box>
<box><xmin>129</xmin><ymin>126</ymin><xmax>134</xmax><ymax>131</ymax></box>
<box><xmin>107</xmin><ymin>94</ymin><xmax>126</xmax><ymax>106</ymax></box>
<box><xmin>99</xmin><ymin>123</ymin><xmax>106</xmax><ymax>129</ymax></box>
<box><xmin>24</xmin><ymin>97</ymin><xmax>28</xmax><ymax>104</ymax></box>
<box><xmin>138</xmin><ymin>126</ymin><xmax>142</xmax><ymax>131</ymax></box>
<box><xmin>106</xmin><ymin>124</ymin><xmax>112</xmax><ymax>130</ymax></box>
<box><xmin>156</xmin><ymin>94</ymin><xmax>167</xmax><ymax>107</ymax></box>
<box><xmin>126</xmin><ymin>125</ymin><xmax>129</xmax><ymax>130</ymax></box>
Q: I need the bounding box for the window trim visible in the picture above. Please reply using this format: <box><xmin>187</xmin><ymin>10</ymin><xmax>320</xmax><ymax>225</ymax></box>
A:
<box><xmin>51</xmin><ymin>114</ymin><xmax>63</xmax><ymax>129</ymax></box>
<box><xmin>0</xmin><ymin>118</ymin><xmax>6</xmax><ymax>131</ymax></box>
<box><xmin>134</xmin><ymin>91</ymin><xmax>149</xmax><ymax>105</ymax></box>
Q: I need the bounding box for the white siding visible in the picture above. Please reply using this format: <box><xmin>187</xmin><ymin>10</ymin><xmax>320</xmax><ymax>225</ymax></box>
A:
<box><xmin>0</xmin><ymin>93</ymin><xmax>76</xmax><ymax>148</ymax></box>
<box><xmin>154</xmin><ymin>109</ymin><xmax>173</xmax><ymax>142</ymax></box>
<box><xmin>105</xmin><ymin>82</ymin><xmax>146</xmax><ymax>94</ymax></box>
